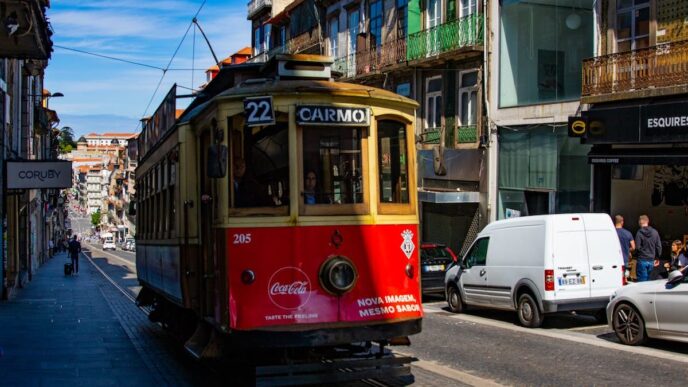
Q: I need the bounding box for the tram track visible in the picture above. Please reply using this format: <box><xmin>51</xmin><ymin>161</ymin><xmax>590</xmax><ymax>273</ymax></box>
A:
<box><xmin>83</xmin><ymin>244</ymin><xmax>401</xmax><ymax>387</ymax></box>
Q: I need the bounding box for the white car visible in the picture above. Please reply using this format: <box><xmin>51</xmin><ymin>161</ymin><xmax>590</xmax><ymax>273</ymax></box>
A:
<box><xmin>607</xmin><ymin>269</ymin><xmax>688</xmax><ymax>346</ymax></box>
<box><xmin>102</xmin><ymin>239</ymin><xmax>116</xmax><ymax>250</ymax></box>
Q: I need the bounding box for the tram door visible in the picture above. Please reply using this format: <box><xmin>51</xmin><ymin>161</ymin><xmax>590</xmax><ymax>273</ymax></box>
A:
<box><xmin>199</xmin><ymin>131</ymin><xmax>220</xmax><ymax>320</ymax></box>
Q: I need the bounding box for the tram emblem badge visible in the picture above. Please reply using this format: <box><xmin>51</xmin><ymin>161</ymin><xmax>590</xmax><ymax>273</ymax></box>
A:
<box><xmin>400</xmin><ymin>229</ymin><xmax>415</xmax><ymax>259</ymax></box>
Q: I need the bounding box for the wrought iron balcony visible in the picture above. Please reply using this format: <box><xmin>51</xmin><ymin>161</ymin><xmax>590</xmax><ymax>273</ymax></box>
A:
<box><xmin>407</xmin><ymin>14</ymin><xmax>484</xmax><ymax>61</ymax></box>
<box><xmin>582</xmin><ymin>40</ymin><xmax>688</xmax><ymax>102</ymax></box>
<box><xmin>247</xmin><ymin>0</ymin><xmax>272</xmax><ymax>19</ymax></box>
<box><xmin>335</xmin><ymin>38</ymin><xmax>408</xmax><ymax>79</ymax></box>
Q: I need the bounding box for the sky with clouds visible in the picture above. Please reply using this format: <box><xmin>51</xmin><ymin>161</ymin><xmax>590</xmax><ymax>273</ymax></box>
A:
<box><xmin>45</xmin><ymin>0</ymin><xmax>251</xmax><ymax>137</ymax></box>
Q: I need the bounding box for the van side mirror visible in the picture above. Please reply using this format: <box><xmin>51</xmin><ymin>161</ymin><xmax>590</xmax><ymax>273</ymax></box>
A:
<box><xmin>207</xmin><ymin>144</ymin><xmax>228</xmax><ymax>178</ymax></box>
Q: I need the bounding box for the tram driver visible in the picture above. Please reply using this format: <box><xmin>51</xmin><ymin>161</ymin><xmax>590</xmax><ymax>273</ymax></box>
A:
<box><xmin>304</xmin><ymin>169</ymin><xmax>327</xmax><ymax>204</ymax></box>
<box><xmin>233</xmin><ymin>157</ymin><xmax>260</xmax><ymax>208</ymax></box>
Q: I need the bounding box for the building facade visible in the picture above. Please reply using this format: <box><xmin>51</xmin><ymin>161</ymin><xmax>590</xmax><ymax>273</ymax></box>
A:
<box><xmin>0</xmin><ymin>1</ymin><xmax>57</xmax><ymax>299</ymax></box>
<box><xmin>486</xmin><ymin>0</ymin><xmax>595</xmax><ymax>222</ymax></box>
<box><xmin>248</xmin><ymin>0</ymin><xmax>488</xmax><ymax>254</ymax></box>
<box><xmin>572</xmin><ymin>0</ymin><xmax>688</xmax><ymax>242</ymax></box>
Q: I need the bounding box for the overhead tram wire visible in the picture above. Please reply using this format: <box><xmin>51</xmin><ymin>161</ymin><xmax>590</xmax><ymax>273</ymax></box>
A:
<box><xmin>139</xmin><ymin>0</ymin><xmax>209</xmax><ymax>123</ymax></box>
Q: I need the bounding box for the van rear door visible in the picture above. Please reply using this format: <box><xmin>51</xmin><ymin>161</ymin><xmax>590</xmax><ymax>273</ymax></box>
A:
<box><xmin>582</xmin><ymin>217</ymin><xmax>624</xmax><ymax>298</ymax></box>
<box><xmin>552</xmin><ymin>217</ymin><xmax>591</xmax><ymax>300</ymax></box>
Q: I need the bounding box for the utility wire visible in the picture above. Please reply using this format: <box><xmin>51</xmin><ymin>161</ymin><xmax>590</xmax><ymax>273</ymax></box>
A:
<box><xmin>140</xmin><ymin>0</ymin><xmax>209</xmax><ymax>121</ymax></box>
<box><xmin>54</xmin><ymin>44</ymin><xmax>164</xmax><ymax>71</ymax></box>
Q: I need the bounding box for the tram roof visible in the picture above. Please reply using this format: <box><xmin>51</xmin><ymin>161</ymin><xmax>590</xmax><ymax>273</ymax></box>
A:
<box><xmin>215</xmin><ymin>79</ymin><xmax>418</xmax><ymax>107</ymax></box>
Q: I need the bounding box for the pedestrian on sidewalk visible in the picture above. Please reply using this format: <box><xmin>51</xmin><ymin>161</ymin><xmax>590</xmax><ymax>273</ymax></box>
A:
<box><xmin>634</xmin><ymin>215</ymin><xmax>662</xmax><ymax>282</ymax></box>
<box><xmin>68</xmin><ymin>235</ymin><xmax>81</xmax><ymax>275</ymax></box>
<box><xmin>614</xmin><ymin>215</ymin><xmax>635</xmax><ymax>280</ymax></box>
<box><xmin>48</xmin><ymin>239</ymin><xmax>54</xmax><ymax>258</ymax></box>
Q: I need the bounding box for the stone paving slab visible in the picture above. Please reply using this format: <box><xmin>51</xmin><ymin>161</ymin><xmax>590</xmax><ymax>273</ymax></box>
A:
<box><xmin>0</xmin><ymin>252</ymin><xmax>159</xmax><ymax>386</ymax></box>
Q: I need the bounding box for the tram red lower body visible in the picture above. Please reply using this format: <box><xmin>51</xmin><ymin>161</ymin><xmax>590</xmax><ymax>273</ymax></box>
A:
<box><xmin>226</xmin><ymin>224</ymin><xmax>422</xmax><ymax>330</ymax></box>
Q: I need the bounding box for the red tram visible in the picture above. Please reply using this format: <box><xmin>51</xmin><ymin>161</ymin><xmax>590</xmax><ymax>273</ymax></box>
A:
<box><xmin>134</xmin><ymin>55</ymin><xmax>422</xmax><ymax>381</ymax></box>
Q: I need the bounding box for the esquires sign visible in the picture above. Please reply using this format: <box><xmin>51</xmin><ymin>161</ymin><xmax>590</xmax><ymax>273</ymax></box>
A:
<box><xmin>568</xmin><ymin>100</ymin><xmax>688</xmax><ymax>144</ymax></box>
<box><xmin>6</xmin><ymin>161</ymin><xmax>73</xmax><ymax>189</ymax></box>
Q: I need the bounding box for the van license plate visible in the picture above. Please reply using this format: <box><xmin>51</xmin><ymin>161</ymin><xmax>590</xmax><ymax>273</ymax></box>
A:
<box><xmin>423</xmin><ymin>265</ymin><xmax>445</xmax><ymax>272</ymax></box>
<box><xmin>558</xmin><ymin>276</ymin><xmax>584</xmax><ymax>286</ymax></box>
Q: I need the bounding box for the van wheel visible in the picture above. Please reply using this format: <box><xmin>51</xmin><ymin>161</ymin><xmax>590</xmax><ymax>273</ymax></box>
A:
<box><xmin>612</xmin><ymin>303</ymin><xmax>647</xmax><ymax>346</ymax></box>
<box><xmin>517</xmin><ymin>293</ymin><xmax>544</xmax><ymax>328</ymax></box>
<box><xmin>447</xmin><ymin>286</ymin><xmax>464</xmax><ymax>313</ymax></box>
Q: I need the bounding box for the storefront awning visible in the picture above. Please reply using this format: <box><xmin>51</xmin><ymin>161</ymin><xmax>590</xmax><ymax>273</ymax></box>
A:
<box><xmin>588</xmin><ymin>148</ymin><xmax>688</xmax><ymax>165</ymax></box>
<box><xmin>418</xmin><ymin>190</ymin><xmax>481</xmax><ymax>204</ymax></box>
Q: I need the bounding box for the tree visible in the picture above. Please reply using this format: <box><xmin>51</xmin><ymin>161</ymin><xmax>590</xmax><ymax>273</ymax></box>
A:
<box><xmin>58</xmin><ymin>127</ymin><xmax>77</xmax><ymax>154</ymax></box>
<box><xmin>91</xmin><ymin>209</ymin><xmax>101</xmax><ymax>227</ymax></box>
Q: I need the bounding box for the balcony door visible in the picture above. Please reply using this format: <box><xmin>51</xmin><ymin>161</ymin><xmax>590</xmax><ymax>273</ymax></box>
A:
<box><xmin>426</xmin><ymin>0</ymin><xmax>441</xmax><ymax>56</ymax></box>
<box><xmin>615</xmin><ymin>0</ymin><xmax>650</xmax><ymax>52</ymax></box>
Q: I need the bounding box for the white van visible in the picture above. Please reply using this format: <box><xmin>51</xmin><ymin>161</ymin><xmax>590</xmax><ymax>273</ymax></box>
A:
<box><xmin>444</xmin><ymin>213</ymin><xmax>625</xmax><ymax>328</ymax></box>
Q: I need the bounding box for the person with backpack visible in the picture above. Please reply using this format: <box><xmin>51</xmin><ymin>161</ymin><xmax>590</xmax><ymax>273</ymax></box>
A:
<box><xmin>68</xmin><ymin>235</ymin><xmax>82</xmax><ymax>275</ymax></box>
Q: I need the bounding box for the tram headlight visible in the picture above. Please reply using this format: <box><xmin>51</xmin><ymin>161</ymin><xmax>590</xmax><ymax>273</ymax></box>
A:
<box><xmin>319</xmin><ymin>256</ymin><xmax>357</xmax><ymax>295</ymax></box>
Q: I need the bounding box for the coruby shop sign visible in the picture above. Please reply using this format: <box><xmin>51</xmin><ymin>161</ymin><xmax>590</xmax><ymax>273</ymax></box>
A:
<box><xmin>7</xmin><ymin>161</ymin><xmax>73</xmax><ymax>189</ymax></box>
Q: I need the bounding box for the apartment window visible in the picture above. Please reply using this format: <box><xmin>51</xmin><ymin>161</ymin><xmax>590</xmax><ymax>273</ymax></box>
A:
<box><xmin>370</xmin><ymin>0</ymin><xmax>383</xmax><ymax>47</ymax></box>
<box><xmin>397</xmin><ymin>0</ymin><xmax>408</xmax><ymax>38</ymax></box>
<box><xmin>461</xmin><ymin>0</ymin><xmax>478</xmax><ymax>17</ymax></box>
<box><xmin>279</xmin><ymin>26</ymin><xmax>287</xmax><ymax>48</ymax></box>
<box><xmin>616</xmin><ymin>0</ymin><xmax>649</xmax><ymax>52</ymax></box>
<box><xmin>427</xmin><ymin>0</ymin><xmax>441</xmax><ymax>29</ymax></box>
<box><xmin>425</xmin><ymin>76</ymin><xmax>442</xmax><ymax>129</ymax></box>
<box><xmin>458</xmin><ymin>70</ymin><xmax>478</xmax><ymax>127</ymax></box>
<box><xmin>348</xmin><ymin>9</ymin><xmax>360</xmax><ymax>55</ymax></box>
<box><xmin>499</xmin><ymin>0</ymin><xmax>593</xmax><ymax>107</ymax></box>
<box><xmin>329</xmin><ymin>17</ymin><xmax>339</xmax><ymax>57</ymax></box>
<box><xmin>253</xmin><ymin>26</ymin><xmax>262</xmax><ymax>56</ymax></box>
<box><xmin>447</xmin><ymin>0</ymin><xmax>456</xmax><ymax>21</ymax></box>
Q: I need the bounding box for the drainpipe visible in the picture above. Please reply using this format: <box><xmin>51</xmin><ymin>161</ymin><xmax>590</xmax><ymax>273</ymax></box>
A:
<box><xmin>483</xmin><ymin>0</ymin><xmax>497</xmax><ymax>223</ymax></box>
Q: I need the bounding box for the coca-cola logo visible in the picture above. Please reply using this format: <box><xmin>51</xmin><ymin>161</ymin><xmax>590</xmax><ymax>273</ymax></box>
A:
<box><xmin>268</xmin><ymin>267</ymin><xmax>312</xmax><ymax>310</ymax></box>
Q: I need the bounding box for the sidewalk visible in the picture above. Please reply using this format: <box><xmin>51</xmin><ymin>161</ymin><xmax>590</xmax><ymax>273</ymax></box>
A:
<box><xmin>0</xmin><ymin>251</ymin><xmax>157</xmax><ymax>386</ymax></box>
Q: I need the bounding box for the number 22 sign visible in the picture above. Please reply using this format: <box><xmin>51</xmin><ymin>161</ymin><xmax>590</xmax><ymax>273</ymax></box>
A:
<box><xmin>244</xmin><ymin>96</ymin><xmax>275</xmax><ymax>127</ymax></box>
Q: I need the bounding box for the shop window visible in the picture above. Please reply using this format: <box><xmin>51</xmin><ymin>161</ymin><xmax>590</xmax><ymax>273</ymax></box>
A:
<box><xmin>229</xmin><ymin>119</ymin><xmax>289</xmax><ymax>215</ymax></box>
<box><xmin>616</xmin><ymin>0</ymin><xmax>649</xmax><ymax>52</ymax></box>
<box><xmin>301</xmin><ymin>126</ymin><xmax>367</xmax><ymax>214</ymax></box>
<box><xmin>377</xmin><ymin>120</ymin><xmax>410</xmax><ymax>204</ymax></box>
<box><xmin>425</xmin><ymin>76</ymin><xmax>442</xmax><ymax>130</ymax></box>
<box><xmin>499</xmin><ymin>0</ymin><xmax>593</xmax><ymax>107</ymax></box>
<box><xmin>497</xmin><ymin>126</ymin><xmax>591</xmax><ymax>218</ymax></box>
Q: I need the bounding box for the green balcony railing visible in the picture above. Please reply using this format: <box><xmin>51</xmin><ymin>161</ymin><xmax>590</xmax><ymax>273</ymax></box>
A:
<box><xmin>407</xmin><ymin>13</ymin><xmax>484</xmax><ymax>61</ymax></box>
<box><xmin>456</xmin><ymin>125</ymin><xmax>478</xmax><ymax>144</ymax></box>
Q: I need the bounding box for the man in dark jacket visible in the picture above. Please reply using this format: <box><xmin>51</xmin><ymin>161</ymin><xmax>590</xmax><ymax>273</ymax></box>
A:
<box><xmin>634</xmin><ymin>215</ymin><xmax>662</xmax><ymax>282</ymax></box>
<box><xmin>68</xmin><ymin>235</ymin><xmax>81</xmax><ymax>275</ymax></box>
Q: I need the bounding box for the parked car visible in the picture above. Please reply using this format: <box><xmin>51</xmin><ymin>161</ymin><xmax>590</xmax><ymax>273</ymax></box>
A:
<box><xmin>445</xmin><ymin>213</ymin><xmax>625</xmax><ymax>328</ymax></box>
<box><xmin>607</xmin><ymin>268</ymin><xmax>687</xmax><ymax>346</ymax></box>
<box><xmin>102</xmin><ymin>237</ymin><xmax>116</xmax><ymax>251</ymax></box>
<box><xmin>420</xmin><ymin>243</ymin><xmax>457</xmax><ymax>294</ymax></box>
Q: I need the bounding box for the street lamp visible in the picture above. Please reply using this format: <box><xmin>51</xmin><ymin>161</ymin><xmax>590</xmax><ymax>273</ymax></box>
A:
<box><xmin>43</xmin><ymin>91</ymin><xmax>64</xmax><ymax>108</ymax></box>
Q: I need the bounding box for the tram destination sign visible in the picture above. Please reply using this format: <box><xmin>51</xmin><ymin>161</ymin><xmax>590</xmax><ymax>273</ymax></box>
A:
<box><xmin>296</xmin><ymin>106</ymin><xmax>370</xmax><ymax>126</ymax></box>
<box><xmin>6</xmin><ymin>160</ymin><xmax>73</xmax><ymax>189</ymax></box>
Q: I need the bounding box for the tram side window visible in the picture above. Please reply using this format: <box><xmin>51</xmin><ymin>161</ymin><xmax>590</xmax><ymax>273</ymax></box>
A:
<box><xmin>302</xmin><ymin>126</ymin><xmax>364</xmax><ymax>205</ymax></box>
<box><xmin>230</xmin><ymin>122</ymin><xmax>289</xmax><ymax>212</ymax></box>
<box><xmin>377</xmin><ymin>120</ymin><xmax>409</xmax><ymax>204</ymax></box>
<box><xmin>168</xmin><ymin>158</ymin><xmax>176</xmax><ymax>234</ymax></box>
